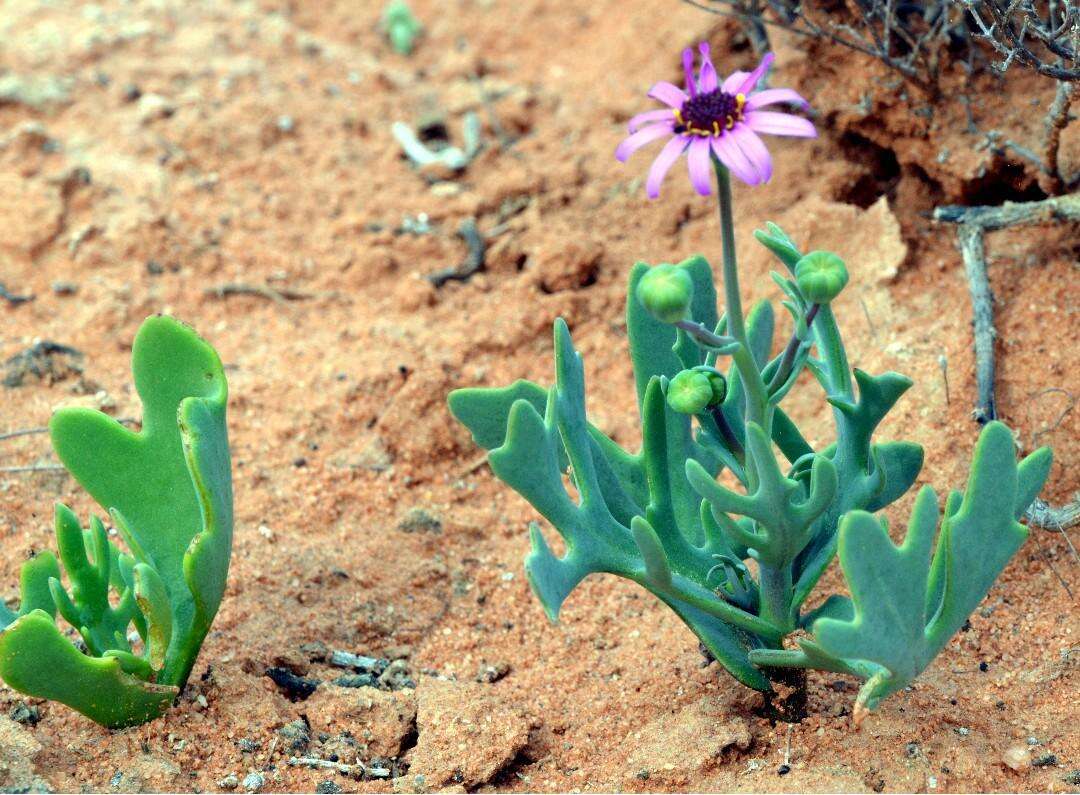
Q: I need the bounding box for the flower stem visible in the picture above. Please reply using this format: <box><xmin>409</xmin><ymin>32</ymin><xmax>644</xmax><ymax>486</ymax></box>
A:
<box><xmin>708</xmin><ymin>406</ymin><xmax>745</xmax><ymax>462</ymax></box>
<box><xmin>713</xmin><ymin>160</ymin><xmax>746</xmax><ymax>346</ymax></box>
<box><xmin>712</xmin><ymin>159</ymin><xmax>769</xmax><ymax>431</ymax></box>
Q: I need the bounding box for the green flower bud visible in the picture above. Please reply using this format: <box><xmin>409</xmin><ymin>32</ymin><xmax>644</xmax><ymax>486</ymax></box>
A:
<box><xmin>667</xmin><ymin>370</ymin><xmax>713</xmax><ymax>415</ymax></box>
<box><xmin>637</xmin><ymin>264</ymin><xmax>694</xmax><ymax>324</ymax></box>
<box><xmin>703</xmin><ymin>370</ymin><xmax>727</xmax><ymax>404</ymax></box>
<box><xmin>794</xmin><ymin>251</ymin><xmax>849</xmax><ymax>304</ymax></box>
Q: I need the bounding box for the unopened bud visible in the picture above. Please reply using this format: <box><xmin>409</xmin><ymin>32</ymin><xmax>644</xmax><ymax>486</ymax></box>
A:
<box><xmin>637</xmin><ymin>264</ymin><xmax>694</xmax><ymax>324</ymax></box>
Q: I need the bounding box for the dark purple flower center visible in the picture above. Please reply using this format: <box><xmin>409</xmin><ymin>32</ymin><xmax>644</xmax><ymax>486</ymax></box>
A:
<box><xmin>675</xmin><ymin>89</ymin><xmax>746</xmax><ymax>137</ymax></box>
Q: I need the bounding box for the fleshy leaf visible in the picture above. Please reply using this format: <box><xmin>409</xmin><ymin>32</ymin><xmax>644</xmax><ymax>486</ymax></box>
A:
<box><xmin>0</xmin><ymin>316</ymin><xmax>233</xmax><ymax>728</ymax></box>
<box><xmin>48</xmin><ymin>316</ymin><xmax>231</xmax><ymax>690</ymax></box>
<box><xmin>864</xmin><ymin>440</ymin><xmax>924</xmax><ymax>512</ymax></box>
<box><xmin>0</xmin><ymin>611</ymin><xmax>175</xmax><ymax>728</ymax></box>
<box><xmin>811</xmin><ymin>423</ymin><xmax>1050</xmax><ymax>711</ymax></box>
<box><xmin>0</xmin><ymin>552</ymin><xmax>62</xmax><ymax>629</ymax></box>
<box><xmin>481</xmin><ymin>319</ymin><xmax>769</xmax><ymax>690</ymax></box>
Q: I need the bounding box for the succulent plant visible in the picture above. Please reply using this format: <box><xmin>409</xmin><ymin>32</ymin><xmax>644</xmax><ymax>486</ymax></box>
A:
<box><xmin>0</xmin><ymin>316</ymin><xmax>232</xmax><ymax>727</ymax></box>
<box><xmin>449</xmin><ymin>229</ymin><xmax>1051</xmax><ymax>718</ymax></box>
<box><xmin>382</xmin><ymin>0</ymin><xmax>421</xmax><ymax>55</ymax></box>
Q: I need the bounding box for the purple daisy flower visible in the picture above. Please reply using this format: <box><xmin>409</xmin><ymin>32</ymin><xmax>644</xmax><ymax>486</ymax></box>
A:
<box><xmin>616</xmin><ymin>43</ymin><xmax>816</xmax><ymax>197</ymax></box>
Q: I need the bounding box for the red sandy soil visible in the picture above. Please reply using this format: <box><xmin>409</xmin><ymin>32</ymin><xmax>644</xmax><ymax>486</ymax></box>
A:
<box><xmin>0</xmin><ymin>1</ymin><xmax>1077</xmax><ymax>792</ymax></box>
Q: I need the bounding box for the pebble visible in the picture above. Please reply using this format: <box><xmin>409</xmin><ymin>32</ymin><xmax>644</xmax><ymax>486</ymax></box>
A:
<box><xmin>137</xmin><ymin>93</ymin><xmax>175</xmax><ymax>122</ymax></box>
<box><xmin>218</xmin><ymin>773</ymin><xmax>239</xmax><ymax>790</ymax></box>
<box><xmin>1003</xmin><ymin>744</ymin><xmax>1030</xmax><ymax>771</ymax></box>
<box><xmin>315</xmin><ymin>782</ymin><xmax>341</xmax><ymax>794</ymax></box>
<box><xmin>242</xmin><ymin>772</ymin><xmax>265</xmax><ymax>792</ymax></box>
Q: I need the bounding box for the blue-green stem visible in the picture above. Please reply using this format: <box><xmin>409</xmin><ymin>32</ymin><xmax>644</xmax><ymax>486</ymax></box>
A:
<box><xmin>712</xmin><ymin>159</ymin><xmax>770</xmax><ymax>433</ymax></box>
<box><xmin>757</xmin><ymin>563</ymin><xmax>795</xmax><ymax>634</ymax></box>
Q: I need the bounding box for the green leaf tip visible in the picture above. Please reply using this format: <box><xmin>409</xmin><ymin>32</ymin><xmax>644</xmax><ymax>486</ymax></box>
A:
<box><xmin>0</xmin><ymin>315</ymin><xmax>232</xmax><ymax>727</ymax></box>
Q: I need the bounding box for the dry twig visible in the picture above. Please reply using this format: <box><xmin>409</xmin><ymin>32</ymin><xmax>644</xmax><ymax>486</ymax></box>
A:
<box><xmin>934</xmin><ymin>193</ymin><xmax>1080</xmax><ymax>423</ymax></box>
<box><xmin>426</xmin><ymin>218</ymin><xmax>487</xmax><ymax>287</ymax></box>
<box><xmin>205</xmin><ymin>283</ymin><xmax>319</xmax><ymax>304</ymax></box>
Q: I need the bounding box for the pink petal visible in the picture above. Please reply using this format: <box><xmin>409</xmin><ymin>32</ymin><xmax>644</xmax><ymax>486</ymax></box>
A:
<box><xmin>687</xmin><ymin>137</ymin><xmax>713</xmax><ymax>195</ymax></box>
<box><xmin>745</xmin><ymin>88</ymin><xmax>808</xmax><ymax>111</ymax></box>
<box><xmin>628</xmin><ymin>109</ymin><xmax>674</xmax><ymax>133</ymax></box>
<box><xmin>736</xmin><ymin>52</ymin><xmax>775</xmax><ymax>95</ymax></box>
<box><xmin>682</xmin><ymin>48</ymin><xmax>697</xmax><ymax>97</ymax></box>
<box><xmin>711</xmin><ymin>134</ymin><xmax>759</xmax><ymax>186</ymax></box>
<box><xmin>721</xmin><ymin>70</ymin><xmax>749</xmax><ymax>93</ymax></box>
<box><xmin>745</xmin><ymin>111</ymin><xmax>817</xmax><ymax>138</ymax></box>
<box><xmin>731</xmin><ymin>128</ymin><xmax>772</xmax><ymax>183</ymax></box>
<box><xmin>648</xmin><ymin>81</ymin><xmax>688</xmax><ymax>109</ymax></box>
<box><xmin>616</xmin><ymin>122</ymin><xmax>675</xmax><ymax>162</ymax></box>
<box><xmin>646</xmin><ymin>136</ymin><xmax>690</xmax><ymax>198</ymax></box>
<box><xmin>697</xmin><ymin>41</ymin><xmax>718</xmax><ymax>93</ymax></box>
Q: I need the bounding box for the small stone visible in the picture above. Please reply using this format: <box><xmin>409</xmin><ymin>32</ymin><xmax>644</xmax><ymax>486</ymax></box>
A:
<box><xmin>218</xmin><ymin>773</ymin><xmax>239</xmax><ymax>790</ymax></box>
<box><xmin>1032</xmin><ymin>753</ymin><xmax>1058</xmax><ymax>768</ymax></box>
<box><xmin>277</xmin><ymin>719</ymin><xmax>311</xmax><ymax>751</ymax></box>
<box><xmin>265</xmin><ymin>667</ymin><xmax>319</xmax><ymax>701</ymax></box>
<box><xmin>377</xmin><ymin>659</ymin><xmax>415</xmax><ymax>691</ymax></box>
<box><xmin>315</xmin><ymin>782</ymin><xmax>341</xmax><ymax>794</ymax></box>
<box><xmin>475</xmin><ymin>662</ymin><xmax>510</xmax><ymax>683</ymax></box>
<box><xmin>242</xmin><ymin>772</ymin><xmax>265</xmax><ymax>792</ymax></box>
<box><xmin>1003</xmin><ymin>744</ymin><xmax>1030</xmax><ymax>771</ymax></box>
<box><xmin>51</xmin><ymin>281</ymin><xmax>78</xmax><ymax>295</ymax></box>
<box><xmin>236</xmin><ymin>738</ymin><xmax>260</xmax><ymax>753</ymax></box>
<box><xmin>397</xmin><ymin>508</ymin><xmax>442</xmax><ymax>534</ymax></box>
<box><xmin>9</xmin><ymin>703</ymin><xmax>39</xmax><ymax>726</ymax></box>
<box><xmin>1063</xmin><ymin>770</ymin><xmax>1080</xmax><ymax>785</ymax></box>
<box><xmin>956</xmin><ymin>727</ymin><xmax>970</xmax><ymax>736</ymax></box>
<box><xmin>777</xmin><ymin>764</ymin><xmax>791</xmax><ymax>775</ymax></box>
<box><xmin>137</xmin><ymin>93</ymin><xmax>175</xmax><ymax>123</ymax></box>
<box><xmin>300</xmin><ymin>640</ymin><xmax>330</xmax><ymax>662</ymax></box>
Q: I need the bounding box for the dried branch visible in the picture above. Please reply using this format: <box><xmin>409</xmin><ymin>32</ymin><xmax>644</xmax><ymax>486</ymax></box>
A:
<box><xmin>684</xmin><ymin>0</ymin><xmax>1079</xmax><ymax>98</ymax></box>
<box><xmin>426</xmin><ymin>219</ymin><xmax>487</xmax><ymax>287</ymax></box>
<box><xmin>1027</xmin><ymin>495</ymin><xmax>1080</xmax><ymax>530</ymax></box>
<box><xmin>964</xmin><ymin>0</ymin><xmax>1080</xmax><ymax>81</ymax></box>
<box><xmin>934</xmin><ymin>192</ymin><xmax>1080</xmax><ymax>422</ymax></box>
<box><xmin>1040</xmin><ymin>79</ymin><xmax>1076</xmax><ymax>193</ymax></box>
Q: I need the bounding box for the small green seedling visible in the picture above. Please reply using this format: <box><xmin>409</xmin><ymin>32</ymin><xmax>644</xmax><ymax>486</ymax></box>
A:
<box><xmin>0</xmin><ymin>316</ymin><xmax>232</xmax><ymax>727</ymax></box>
<box><xmin>450</xmin><ymin>42</ymin><xmax>1053</xmax><ymax>720</ymax></box>
<box><xmin>382</xmin><ymin>0</ymin><xmax>421</xmax><ymax>55</ymax></box>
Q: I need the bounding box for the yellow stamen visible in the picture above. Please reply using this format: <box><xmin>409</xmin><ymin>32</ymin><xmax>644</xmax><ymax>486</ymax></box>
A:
<box><xmin>674</xmin><ymin>109</ymin><xmax>684</xmax><ymax>125</ymax></box>
<box><xmin>736</xmin><ymin>93</ymin><xmax>746</xmax><ymax>111</ymax></box>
